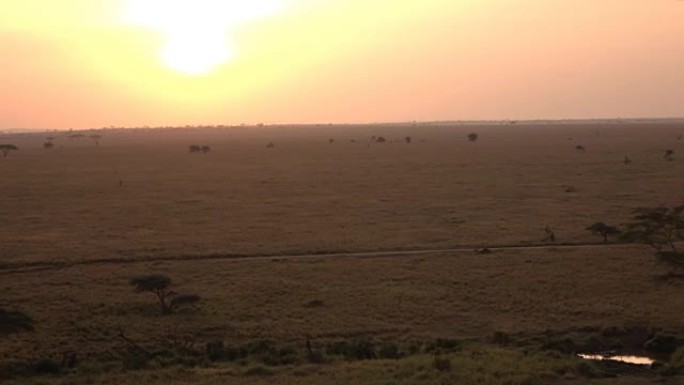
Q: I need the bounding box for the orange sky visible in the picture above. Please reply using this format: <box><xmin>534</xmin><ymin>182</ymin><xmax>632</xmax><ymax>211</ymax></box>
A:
<box><xmin>1</xmin><ymin>0</ymin><xmax>683</xmax><ymax>129</ymax></box>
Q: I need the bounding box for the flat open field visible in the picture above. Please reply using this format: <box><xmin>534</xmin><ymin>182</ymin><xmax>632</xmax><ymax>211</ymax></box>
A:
<box><xmin>1</xmin><ymin>121</ymin><xmax>683</xmax><ymax>384</ymax></box>
<box><xmin>1</xmin><ymin>122</ymin><xmax>682</xmax><ymax>265</ymax></box>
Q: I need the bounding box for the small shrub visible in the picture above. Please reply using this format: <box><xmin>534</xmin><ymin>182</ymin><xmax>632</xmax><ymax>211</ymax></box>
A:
<box><xmin>0</xmin><ymin>362</ymin><xmax>21</xmax><ymax>379</ymax></box>
<box><xmin>575</xmin><ymin>361</ymin><xmax>604</xmax><ymax>378</ymax></box>
<box><xmin>432</xmin><ymin>355</ymin><xmax>452</xmax><ymax>372</ymax></box>
<box><xmin>239</xmin><ymin>340</ymin><xmax>299</xmax><ymax>366</ymax></box>
<box><xmin>261</xmin><ymin>346</ymin><xmax>299</xmax><ymax>366</ymax></box>
<box><xmin>243</xmin><ymin>365</ymin><xmax>274</xmax><ymax>377</ymax></box>
<box><xmin>325</xmin><ymin>341</ymin><xmax>349</xmax><ymax>357</ymax></box>
<box><xmin>206</xmin><ymin>340</ymin><xmax>224</xmax><ymax>361</ymax></box>
<box><xmin>303</xmin><ymin>300</ymin><xmax>325</xmax><ymax>308</ymax></box>
<box><xmin>645</xmin><ymin>333</ymin><xmax>684</xmax><ymax>355</ymax></box>
<box><xmin>668</xmin><ymin>346</ymin><xmax>684</xmax><ymax>373</ymax></box>
<box><xmin>326</xmin><ymin>339</ymin><xmax>376</xmax><ymax>360</ymax></box>
<box><xmin>122</xmin><ymin>352</ymin><xmax>151</xmax><ymax>371</ymax></box>
<box><xmin>407</xmin><ymin>341</ymin><xmax>422</xmax><ymax>355</ymax></box>
<box><xmin>424</xmin><ymin>338</ymin><xmax>461</xmax><ymax>353</ymax></box>
<box><xmin>347</xmin><ymin>339</ymin><xmax>376</xmax><ymax>360</ymax></box>
<box><xmin>377</xmin><ymin>342</ymin><xmax>401</xmax><ymax>359</ymax></box>
<box><xmin>0</xmin><ymin>308</ymin><xmax>34</xmax><ymax>334</ymax></box>
<box><xmin>541</xmin><ymin>337</ymin><xmax>576</xmax><ymax>354</ymax></box>
<box><xmin>491</xmin><ymin>331</ymin><xmax>512</xmax><ymax>345</ymax></box>
<box><xmin>29</xmin><ymin>358</ymin><xmax>61</xmax><ymax>375</ymax></box>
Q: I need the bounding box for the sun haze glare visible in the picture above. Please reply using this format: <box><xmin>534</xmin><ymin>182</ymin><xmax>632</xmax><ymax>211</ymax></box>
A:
<box><xmin>123</xmin><ymin>0</ymin><xmax>283</xmax><ymax>75</ymax></box>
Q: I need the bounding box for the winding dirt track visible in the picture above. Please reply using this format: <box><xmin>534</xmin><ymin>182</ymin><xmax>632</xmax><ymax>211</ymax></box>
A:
<box><xmin>0</xmin><ymin>241</ymin><xmax>655</xmax><ymax>276</ymax></box>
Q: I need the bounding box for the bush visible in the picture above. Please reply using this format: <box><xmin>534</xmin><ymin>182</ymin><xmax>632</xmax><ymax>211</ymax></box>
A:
<box><xmin>424</xmin><ymin>338</ymin><xmax>461</xmax><ymax>353</ymax></box>
<box><xmin>325</xmin><ymin>339</ymin><xmax>376</xmax><ymax>360</ymax></box>
<box><xmin>645</xmin><ymin>333</ymin><xmax>684</xmax><ymax>355</ymax></box>
<box><xmin>541</xmin><ymin>337</ymin><xmax>576</xmax><ymax>354</ymax></box>
<box><xmin>377</xmin><ymin>342</ymin><xmax>401</xmax><ymax>359</ymax></box>
<box><xmin>29</xmin><ymin>358</ymin><xmax>61</xmax><ymax>375</ymax></box>
<box><xmin>667</xmin><ymin>346</ymin><xmax>684</xmax><ymax>374</ymax></box>
<box><xmin>347</xmin><ymin>339</ymin><xmax>376</xmax><ymax>360</ymax></box>
<box><xmin>206</xmin><ymin>340</ymin><xmax>224</xmax><ymax>361</ymax></box>
<box><xmin>238</xmin><ymin>340</ymin><xmax>300</xmax><ymax>366</ymax></box>
<box><xmin>122</xmin><ymin>352</ymin><xmax>151</xmax><ymax>371</ymax></box>
<box><xmin>243</xmin><ymin>365</ymin><xmax>274</xmax><ymax>377</ymax></box>
<box><xmin>575</xmin><ymin>361</ymin><xmax>605</xmax><ymax>378</ymax></box>
<box><xmin>0</xmin><ymin>362</ymin><xmax>21</xmax><ymax>379</ymax></box>
<box><xmin>0</xmin><ymin>308</ymin><xmax>34</xmax><ymax>334</ymax></box>
<box><xmin>491</xmin><ymin>331</ymin><xmax>512</xmax><ymax>345</ymax></box>
<box><xmin>432</xmin><ymin>355</ymin><xmax>452</xmax><ymax>372</ymax></box>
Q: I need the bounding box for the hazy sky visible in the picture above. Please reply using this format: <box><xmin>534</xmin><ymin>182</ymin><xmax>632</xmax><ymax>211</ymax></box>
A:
<box><xmin>1</xmin><ymin>0</ymin><xmax>683</xmax><ymax>129</ymax></box>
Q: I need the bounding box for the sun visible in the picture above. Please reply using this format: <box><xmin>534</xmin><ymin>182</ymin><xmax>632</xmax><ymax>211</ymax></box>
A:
<box><xmin>123</xmin><ymin>0</ymin><xmax>282</xmax><ymax>75</ymax></box>
<box><xmin>160</xmin><ymin>29</ymin><xmax>235</xmax><ymax>75</ymax></box>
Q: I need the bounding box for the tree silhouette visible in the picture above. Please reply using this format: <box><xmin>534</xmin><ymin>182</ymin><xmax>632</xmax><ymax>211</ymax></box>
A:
<box><xmin>189</xmin><ymin>145</ymin><xmax>202</xmax><ymax>153</ymax></box>
<box><xmin>0</xmin><ymin>144</ymin><xmax>18</xmax><ymax>157</ymax></box>
<box><xmin>129</xmin><ymin>275</ymin><xmax>200</xmax><ymax>315</ymax></box>
<box><xmin>622</xmin><ymin>206</ymin><xmax>684</xmax><ymax>275</ymax></box>
<box><xmin>43</xmin><ymin>142</ymin><xmax>54</xmax><ymax>149</ymax></box>
<box><xmin>467</xmin><ymin>133</ymin><xmax>478</xmax><ymax>142</ymax></box>
<box><xmin>624</xmin><ymin>156</ymin><xmax>632</xmax><ymax>165</ymax></box>
<box><xmin>622</xmin><ymin>206</ymin><xmax>684</xmax><ymax>252</ymax></box>
<box><xmin>586</xmin><ymin>222</ymin><xmax>621</xmax><ymax>243</ymax></box>
<box><xmin>575</xmin><ymin>145</ymin><xmax>586</xmax><ymax>153</ymax></box>
<box><xmin>404</xmin><ymin>136</ymin><xmax>412</xmax><ymax>144</ymax></box>
<box><xmin>376</xmin><ymin>137</ymin><xmax>386</xmax><ymax>143</ymax></box>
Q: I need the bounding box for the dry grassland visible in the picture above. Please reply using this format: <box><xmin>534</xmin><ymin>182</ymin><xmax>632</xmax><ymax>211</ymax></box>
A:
<box><xmin>0</xmin><ymin>122</ymin><xmax>681</xmax><ymax>266</ymax></box>
<box><xmin>1</xmin><ymin>121</ymin><xmax>683</xmax><ymax>384</ymax></box>
<box><xmin>3</xmin><ymin>245</ymin><xmax>684</xmax><ymax>363</ymax></box>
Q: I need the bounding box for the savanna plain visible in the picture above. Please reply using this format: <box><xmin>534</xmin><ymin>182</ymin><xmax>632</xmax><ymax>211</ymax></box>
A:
<box><xmin>1</xmin><ymin>121</ymin><xmax>683</xmax><ymax>384</ymax></box>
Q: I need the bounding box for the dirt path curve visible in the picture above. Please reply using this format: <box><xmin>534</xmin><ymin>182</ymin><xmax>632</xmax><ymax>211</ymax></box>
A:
<box><xmin>0</xmin><ymin>241</ymin><xmax>652</xmax><ymax>276</ymax></box>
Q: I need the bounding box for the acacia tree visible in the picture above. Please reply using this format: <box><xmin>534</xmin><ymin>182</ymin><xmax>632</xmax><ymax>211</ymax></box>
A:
<box><xmin>129</xmin><ymin>275</ymin><xmax>200</xmax><ymax>315</ymax></box>
<box><xmin>586</xmin><ymin>222</ymin><xmax>621</xmax><ymax>242</ymax></box>
<box><xmin>0</xmin><ymin>144</ymin><xmax>18</xmax><ymax>157</ymax></box>
<box><xmin>622</xmin><ymin>206</ymin><xmax>684</xmax><ymax>252</ymax></box>
<box><xmin>622</xmin><ymin>206</ymin><xmax>684</xmax><ymax>274</ymax></box>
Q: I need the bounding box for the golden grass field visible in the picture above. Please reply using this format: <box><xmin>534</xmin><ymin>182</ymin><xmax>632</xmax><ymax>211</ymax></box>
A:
<box><xmin>1</xmin><ymin>121</ymin><xmax>683</xmax><ymax>384</ymax></box>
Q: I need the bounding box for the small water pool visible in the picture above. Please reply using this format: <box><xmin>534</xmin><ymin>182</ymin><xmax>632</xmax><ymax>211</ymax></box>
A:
<box><xmin>577</xmin><ymin>353</ymin><xmax>654</xmax><ymax>366</ymax></box>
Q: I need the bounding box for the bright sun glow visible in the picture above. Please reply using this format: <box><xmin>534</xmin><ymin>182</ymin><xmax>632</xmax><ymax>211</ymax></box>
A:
<box><xmin>124</xmin><ymin>0</ymin><xmax>282</xmax><ymax>75</ymax></box>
